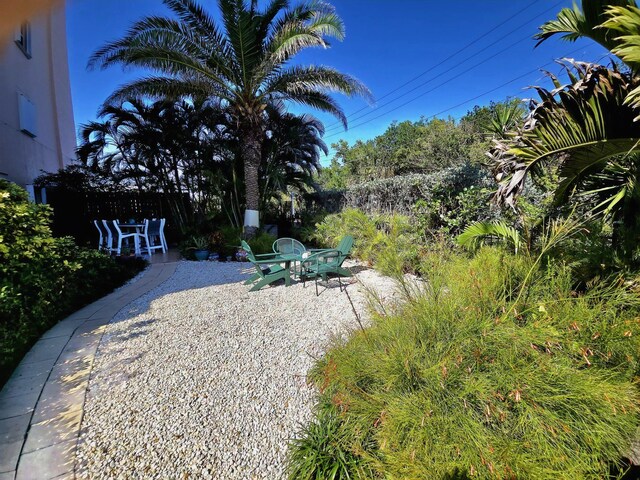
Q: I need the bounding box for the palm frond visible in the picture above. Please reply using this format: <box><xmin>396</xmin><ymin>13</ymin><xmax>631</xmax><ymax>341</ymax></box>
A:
<box><xmin>490</xmin><ymin>61</ymin><xmax>640</xmax><ymax>210</ymax></box>
<box><xmin>535</xmin><ymin>0</ymin><xmax>635</xmax><ymax>51</ymax></box>
<box><xmin>457</xmin><ymin>221</ymin><xmax>522</xmax><ymax>254</ymax></box>
<box><xmin>273</xmin><ymin>89</ymin><xmax>347</xmax><ymax>127</ymax></box>
<box><xmin>265</xmin><ymin>65</ymin><xmax>373</xmax><ymax>101</ymax></box>
<box><xmin>106</xmin><ymin>76</ymin><xmax>227</xmax><ymax>104</ymax></box>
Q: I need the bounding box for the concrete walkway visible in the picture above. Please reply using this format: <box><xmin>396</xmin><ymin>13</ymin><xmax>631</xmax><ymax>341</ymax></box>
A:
<box><xmin>0</xmin><ymin>262</ymin><xmax>178</xmax><ymax>480</ymax></box>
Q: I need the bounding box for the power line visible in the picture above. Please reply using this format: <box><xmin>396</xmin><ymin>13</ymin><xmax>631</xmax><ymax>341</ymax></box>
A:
<box><xmin>323</xmin><ymin>45</ymin><xmax>594</xmax><ymax>140</ymax></box>
<box><xmin>324</xmin><ymin>0</ymin><xmax>563</xmax><ymax>131</ymax></box>
<box><xmin>324</xmin><ymin>30</ymin><xmax>534</xmax><ymax>134</ymax></box>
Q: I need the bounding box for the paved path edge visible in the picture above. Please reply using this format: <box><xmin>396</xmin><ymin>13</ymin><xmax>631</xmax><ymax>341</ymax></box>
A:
<box><xmin>0</xmin><ymin>262</ymin><xmax>178</xmax><ymax>480</ymax></box>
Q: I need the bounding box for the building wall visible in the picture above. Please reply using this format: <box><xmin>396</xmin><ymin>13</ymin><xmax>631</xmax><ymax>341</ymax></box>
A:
<box><xmin>0</xmin><ymin>6</ymin><xmax>76</xmax><ymax>187</ymax></box>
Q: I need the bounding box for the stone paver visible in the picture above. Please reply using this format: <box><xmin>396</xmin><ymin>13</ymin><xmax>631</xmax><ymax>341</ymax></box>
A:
<box><xmin>0</xmin><ymin>262</ymin><xmax>177</xmax><ymax>479</ymax></box>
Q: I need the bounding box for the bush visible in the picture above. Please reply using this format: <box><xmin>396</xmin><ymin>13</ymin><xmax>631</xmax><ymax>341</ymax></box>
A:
<box><xmin>247</xmin><ymin>231</ymin><xmax>277</xmax><ymax>254</ymax></box>
<box><xmin>343</xmin><ymin>162</ymin><xmax>492</xmax><ymax>217</ymax></box>
<box><xmin>289</xmin><ymin>247</ymin><xmax>640</xmax><ymax>479</ymax></box>
<box><xmin>0</xmin><ymin>180</ymin><xmax>145</xmax><ymax>386</ymax></box>
<box><xmin>311</xmin><ymin>209</ymin><xmax>422</xmax><ymax>276</ymax></box>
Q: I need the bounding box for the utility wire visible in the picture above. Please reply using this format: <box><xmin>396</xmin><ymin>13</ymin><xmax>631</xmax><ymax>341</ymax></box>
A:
<box><xmin>324</xmin><ymin>0</ymin><xmax>563</xmax><ymax>131</ymax></box>
<box><xmin>324</xmin><ymin>30</ymin><xmax>534</xmax><ymax>134</ymax></box>
<box><xmin>324</xmin><ymin>45</ymin><xmax>594</xmax><ymax>140</ymax></box>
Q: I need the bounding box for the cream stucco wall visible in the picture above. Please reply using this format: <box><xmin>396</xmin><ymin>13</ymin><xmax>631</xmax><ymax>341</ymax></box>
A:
<box><xmin>0</xmin><ymin>5</ymin><xmax>76</xmax><ymax>187</ymax></box>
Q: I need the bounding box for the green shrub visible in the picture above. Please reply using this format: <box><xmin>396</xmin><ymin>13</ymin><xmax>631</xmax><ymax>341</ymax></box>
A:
<box><xmin>288</xmin><ymin>410</ymin><xmax>374</xmax><ymax>480</ymax></box>
<box><xmin>289</xmin><ymin>247</ymin><xmax>640</xmax><ymax>479</ymax></box>
<box><xmin>312</xmin><ymin>209</ymin><xmax>422</xmax><ymax>276</ymax></box>
<box><xmin>180</xmin><ymin>226</ymin><xmax>277</xmax><ymax>259</ymax></box>
<box><xmin>343</xmin><ymin>162</ymin><xmax>491</xmax><ymax>217</ymax></box>
<box><xmin>247</xmin><ymin>231</ymin><xmax>277</xmax><ymax>254</ymax></box>
<box><xmin>0</xmin><ymin>180</ymin><xmax>144</xmax><ymax>386</ymax></box>
<box><xmin>217</xmin><ymin>225</ymin><xmax>243</xmax><ymax>258</ymax></box>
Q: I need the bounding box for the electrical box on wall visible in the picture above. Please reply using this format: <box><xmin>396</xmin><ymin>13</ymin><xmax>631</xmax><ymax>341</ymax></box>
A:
<box><xmin>18</xmin><ymin>93</ymin><xmax>37</xmax><ymax>137</ymax></box>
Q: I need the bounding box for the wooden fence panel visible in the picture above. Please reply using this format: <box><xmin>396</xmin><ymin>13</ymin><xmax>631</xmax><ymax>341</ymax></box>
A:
<box><xmin>44</xmin><ymin>189</ymin><xmax>190</xmax><ymax>247</ymax></box>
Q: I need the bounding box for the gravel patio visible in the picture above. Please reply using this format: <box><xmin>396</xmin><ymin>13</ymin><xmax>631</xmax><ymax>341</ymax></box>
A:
<box><xmin>72</xmin><ymin>260</ymin><xmax>395</xmax><ymax>479</ymax></box>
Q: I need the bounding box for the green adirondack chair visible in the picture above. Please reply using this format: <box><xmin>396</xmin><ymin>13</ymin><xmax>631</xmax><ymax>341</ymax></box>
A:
<box><xmin>300</xmin><ymin>235</ymin><xmax>354</xmax><ymax>295</ymax></box>
<box><xmin>241</xmin><ymin>240</ymin><xmax>292</xmax><ymax>292</ymax></box>
<box><xmin>306</xmin><ymin>235</ymin><xmax>354</xmax><ymax>279</ymax></box>
<box><xmin>300</xmin><ymin>249</ymin><xmax>347</xmax><ymax>296</ymax></box>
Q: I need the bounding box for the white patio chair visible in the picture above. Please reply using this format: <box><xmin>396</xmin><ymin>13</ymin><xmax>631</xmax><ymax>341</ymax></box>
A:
<box><xmin>139</xmin><ymin>218</ymin><xmax>167</xmax><ymax>255</ymax></box>
<box><xmin>106</xmin><ymin>220</ymin><xmax>141</xmax><ymax>255</ymax></box>
<box><xmin>101</xmin><ymin>220</ymin><xmax>119</xmax><ymax>254</ymax></box>
<box><xmin>93</xmin><ymin>220</ymin><xmax>111</xmax><ymax>251</ymax></box>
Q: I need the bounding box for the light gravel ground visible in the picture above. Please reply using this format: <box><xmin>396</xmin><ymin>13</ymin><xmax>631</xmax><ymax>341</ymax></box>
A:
<box><xmin>75</xmin><ymin>260</ymin><xmax>397</xmax><ymax>479</ymax></box>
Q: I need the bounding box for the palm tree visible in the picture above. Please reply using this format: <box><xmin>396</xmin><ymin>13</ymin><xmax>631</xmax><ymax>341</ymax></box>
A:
<box><xmin>88</xmin><ymin>0</ymin><xmax>371</xmax><ymax>236</ymax></box>
<box><xmin>490</xmin><ymin>62</ymin><xmax>640</xmax><ymax>258</ymax></box>
<box><xmin>79</xmin><ymin>98</ymin><xmax>229</xmax><ymax>231</ymax></box>
<box><xmin>260</xmin><ymin>107</ymin><xmax>327</xmax><ymax>208</ymax></box>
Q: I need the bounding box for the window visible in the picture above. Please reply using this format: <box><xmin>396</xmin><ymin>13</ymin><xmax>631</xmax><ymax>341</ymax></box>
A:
<box><xmin>18</xmin><ymin>93</ymin><xmax>37</xmax><ymax>137</ymax></box>
<box><xmin>15</xmin><ymin>22</ymin><xmax>31</xmax><ymax>58</ymax></box>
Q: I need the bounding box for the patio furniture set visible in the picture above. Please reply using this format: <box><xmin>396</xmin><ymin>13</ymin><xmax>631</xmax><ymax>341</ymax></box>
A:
<box><xmin>242</xmin><ymin>235</ymin><xmax>354</xmax><ymax>295</ymax></box>
<box><xmin>93</xmin><ymin>218</ymin><xmax>168</xmax><ymax>256</ymax></box>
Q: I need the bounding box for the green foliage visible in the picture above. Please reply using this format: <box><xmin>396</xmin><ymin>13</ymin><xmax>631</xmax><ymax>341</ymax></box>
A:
<box><xmin>312</xmin><ymin>209</ymin><xmax>422</xmax><ymax>276</ymax></box>
<box><xmin>457</xmin><ymin>221</ymin><xmax>522</xmax><ymax>254</ymax></box>
<box><xmin>0</xmin><ymin>180</ymin><xmax>144</xmax><ymax>386</ymax></box>
<box><xmin>317</xmin><ymin>99</ymin><xmax>523</xmax><ymax>191</ymax></box>
<box><xmin>187</xmin><ymin>235</ymin><xmax>210</xmax><ymax>251</ymax></box>
<box><xmin>181</xmin><ymin>227</ymin><xmax>275</xmax><ymax>258</ymax></box>
<box><xmin>246</xmin><ymin>231</ymin><xmax>277</xmax><ymax>255</ymax></box>
<box><xmin>344</xmin><ymin>162</ymin><xmax>492</xmax><ymax>218</ymax></box>
<box><xmin>536</xmin><ymin>0</ymin><xmax>637</xmax><ymax>67</ymax></box>
<box><xmin>316</xmin><ymin>158</ymin><xmax>349</xmax><ymax>191</ymax></box>
<box><xmin>322</xmin><ymin>116</ymin><xmax>490</xmax><ymax>187</ymax></box>
<box><xmin>412</xmin><ymin>184</ymin><xmax>496</xmax><ymax>237</ymax></box>
<box><xmin>490</xmin><ymin>61</ymin><xmax>640</xmax><ymax>262</ymax></box>
<box><xmin>463</xmin><ymin>98</ymin><xmax>526</xmax><ymax>134</ymax></box>
<box><xmin>290</xmin><ymin>247</ymin><xmax>640</xmax><ymax>479</ymax></box>
<box><xmin>288</xmin><ymin>410</ymin><xmax>373</xmax><ymax>480</ymax></box>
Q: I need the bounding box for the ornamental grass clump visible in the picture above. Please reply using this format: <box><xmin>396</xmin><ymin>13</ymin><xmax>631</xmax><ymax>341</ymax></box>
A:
<box><xmin>313</xmin><ymin>208</ymin><xmax>422</xmax><ymax>276</ymax></box>
<box><xmin>289</xmin><ymin>247</ymin><xmax>640</xmax><ymax>479</ymax></box>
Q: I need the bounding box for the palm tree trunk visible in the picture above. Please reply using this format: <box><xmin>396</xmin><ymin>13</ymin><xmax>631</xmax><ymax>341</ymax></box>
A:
<box><xmin>241</xmin><ymin>125</ymin><xmax>263</xmax><ymax>238</ymax></box>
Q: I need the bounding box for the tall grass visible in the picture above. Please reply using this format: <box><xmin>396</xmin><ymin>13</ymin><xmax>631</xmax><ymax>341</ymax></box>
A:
<box><xmin>288</xmin><ymin>247</ymin><xmax>640</xmax><ymax>479</ymax></box>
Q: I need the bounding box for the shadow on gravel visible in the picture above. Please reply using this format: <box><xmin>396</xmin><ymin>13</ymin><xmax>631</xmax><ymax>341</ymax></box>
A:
<box><xmin>104</xmin><ymin>262</ymin><xmax>256</xmax><ymax>332</ymax></box>
<box><xmin>109</xmin><ymin>318</ymin><xmax>159</xmax><ymax>342</ymax></box>
<box><xmin>347</xmin><ymin>265</ymin><xmax>370</xmax><ymax>275</ymax></box>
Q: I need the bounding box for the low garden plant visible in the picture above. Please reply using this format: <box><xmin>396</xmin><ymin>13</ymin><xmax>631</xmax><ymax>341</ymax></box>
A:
<box><xmin>0</xmin><ymin>180</ymin><xmax>145</xmax><ymax>386</ymax></box>
<box><xmin>288</xmin><ymin>246</ymin><xmax>640</xmax><ymax>479</ymax></box>
<box><xmin>311</xmin><ymin>208</ymin><xmax>422</xmax><ymax>276</ymax></box>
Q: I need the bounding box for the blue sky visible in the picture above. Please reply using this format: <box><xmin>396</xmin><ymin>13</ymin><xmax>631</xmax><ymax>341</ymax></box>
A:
<box><xmin>66</xmin><ymin>0</ymin><xmax>609</xmax><ymax>164</ymax></box>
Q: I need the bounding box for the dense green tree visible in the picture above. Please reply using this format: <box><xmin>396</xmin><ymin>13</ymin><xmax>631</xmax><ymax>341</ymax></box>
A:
<box><xmin>78</xmin><ymin>98</ymin><xmax>229</xmax><ymax>229</ymax></box>
<box><xmin>315</xmin><ymin>158</ymin><xmax>348</xmax><ymax>190</ymax></box>
<box><xmin>317</xmin><ymin>107</ymin><xmax>520</xmax><ymax>188</ymax></box>
<box><xmin>89</xmin><ymin>0</ymin><xmax>370</xmax><ymax>236</ymax></box>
